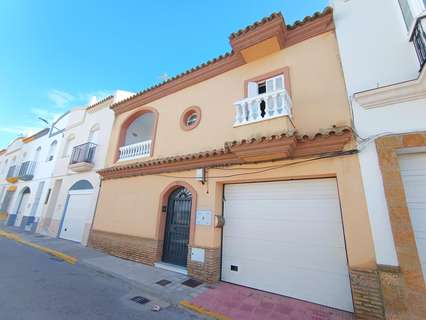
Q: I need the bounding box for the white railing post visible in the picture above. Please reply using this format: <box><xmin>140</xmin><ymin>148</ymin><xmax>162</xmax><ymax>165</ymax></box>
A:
<box><xmin>119</xmin><ymin>139</ymin><xmax>152</xmax><ymax>161</ymax></box>
<box><xmin>233</xmin><ymin>88</ymin><xmax>292</xmax><ymax>126</ymax></box>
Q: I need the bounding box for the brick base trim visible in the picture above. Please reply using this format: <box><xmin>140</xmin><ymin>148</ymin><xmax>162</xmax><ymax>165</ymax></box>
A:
<box><xmin>350</xmin><ymin>268</ymin><xmax>385</xmax><ymax>319</ymax></box>
<box><xmin>377</xmin><ymin>266</ymin><xmax>408</xmax><ymax>319</ymax></box>
<box><xmin>187</xmin><ymin>246</ymin><xmax>220</xmax><ymax>283</ymax></box>
<box><xmin>88</xmin><ymin>229</ymin><xmax>162</xmax><ymax>266</ymax></box>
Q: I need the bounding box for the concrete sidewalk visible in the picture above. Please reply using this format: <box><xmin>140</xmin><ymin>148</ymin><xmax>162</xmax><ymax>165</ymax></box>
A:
<box><xmin>0</xmin><ymin>225</ymin><xmax>208</xmax><ymax>309</ymax></box>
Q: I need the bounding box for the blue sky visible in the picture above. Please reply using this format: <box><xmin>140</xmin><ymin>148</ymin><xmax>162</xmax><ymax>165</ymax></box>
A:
<box><xmin>0</xmin><ymin>0</ymin><xmax>328</xmax><ymax>148</ymax></box>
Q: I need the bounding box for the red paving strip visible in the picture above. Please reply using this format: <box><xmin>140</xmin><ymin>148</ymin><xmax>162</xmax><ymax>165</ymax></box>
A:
<box><xmin>188</xmin><ymin>282</ymin><xmax>354</xmax><ymax>320</ymax></box>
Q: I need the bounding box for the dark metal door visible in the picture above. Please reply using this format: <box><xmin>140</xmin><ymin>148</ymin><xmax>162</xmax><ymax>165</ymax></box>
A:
<box><xmin>162</xmin><ymin>187</ymin><xmax>192</xmax><ymax>267</ymax></box>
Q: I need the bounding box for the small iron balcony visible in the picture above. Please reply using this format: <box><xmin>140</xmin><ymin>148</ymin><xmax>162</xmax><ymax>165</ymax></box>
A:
<box><xmin>6</xmin><ymin>165</ymin><xmax>19</xmax><ymax>183</ymax></box>
<box><xmin>69</xmin><ymin>142</ymin><xmax>97</xmax><ymax>172</ymax></box>
<box><xmin>412</xmin><ymin>16</ymin><xmax>426</xmax><ymax>71</ymax></box>
<box><xmin>18</xmin><ymin>161</ymin><xmax>36</xmax><ymax>181</ymax></box>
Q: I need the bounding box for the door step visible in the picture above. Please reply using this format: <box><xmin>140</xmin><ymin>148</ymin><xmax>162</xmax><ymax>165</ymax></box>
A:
<box><xmin>154</xmin><ymin>262</ymin><xmax>188</xmax><ymax>275</ymax></box>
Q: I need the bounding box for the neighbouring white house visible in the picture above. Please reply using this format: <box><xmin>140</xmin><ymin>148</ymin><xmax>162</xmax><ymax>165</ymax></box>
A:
<box><xmin>332</xmin><ymin>0</ymin><xmax>426</xmax><ymax>317</ymax></box>
<box><xmin>36</xmin><ymin>90</ymin><xmax>133</xmax><ymax>245</ymax></box>
<box><xmin>0</xmin><ymin>124</ymin><xmax>65</xmax><ymax>232</ymax></box>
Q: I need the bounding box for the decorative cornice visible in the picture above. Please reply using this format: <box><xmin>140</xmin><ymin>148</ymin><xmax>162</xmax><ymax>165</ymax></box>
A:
<box><xmin>230</xmin><ymin>12</ymin><xmax>287</xmax><ymax>53</ymax></box>
<box><xmin>99</xmin><ymin>127</ymin><xmax>352</xmax><ymax>180</ymax></box>
<box><xmin>111</xmin><ymin>7</ymin><xmax>334</xmax><ymax>115</ymax></box>
<box><xmin>354</xmin><ymin>66</ymin><xmax>426</xmax><ymax>109</ymax></box>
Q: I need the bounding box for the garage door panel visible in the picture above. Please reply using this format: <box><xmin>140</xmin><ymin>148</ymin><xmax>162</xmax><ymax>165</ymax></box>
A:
<box><xmin>399</xmin><ymin>153</ymin><xmax>426</xmax><ymax>284</ymax></box>
<box><xmin>60</xmin><ymin>192</ymin><xmax>94</xmax><ymax>243</ymax></box>
<box><xmin>222</xmin><ymin>179</ymin><xmax>353</xmax><ymax>312</ymax></box>
<box><xmin>224</xmin><ymin>200</ymin><xmax>342</xmax><ymax>223</ymax></box>
<box><xmin>225</xmin><ymin>180</ymin><xmax>339</xmax><ymax>201</ymax></box>
<box><xmin>222</xmin><ymin>242</ymin><xmax>349</xmax><ymax>274</ymax></box>
<box><xmin>223</xmin><ymin>218</ymin><xmax>346</xmax><ymax>248</ymax></box>
<box><xmin>221</xmin><ymin>256</ymin><xmax>353</xmax><ymax>311</ymax></box>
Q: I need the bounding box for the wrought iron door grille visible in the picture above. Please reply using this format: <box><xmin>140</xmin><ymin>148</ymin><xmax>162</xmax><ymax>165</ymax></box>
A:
<box><xmin>162</xmin><ymin>187</ymin><xmax>192</xmax><ymax>267</ymax></box>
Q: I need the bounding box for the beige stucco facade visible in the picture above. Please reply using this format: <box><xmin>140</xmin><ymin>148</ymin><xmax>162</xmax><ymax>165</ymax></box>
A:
<box><xmin>94</xmin><ymin>155</ymin><xmax>375</xmax><ymax>269</ymax></box>
<box><xmin>89</xmin><ymin>11</ymin><xmax>387</xmax><ymax>318</ymax></box>
<box><xmin>106</xmin><ymin>31</ymin><xmax>352</xmax><ymax>165</ymax></box>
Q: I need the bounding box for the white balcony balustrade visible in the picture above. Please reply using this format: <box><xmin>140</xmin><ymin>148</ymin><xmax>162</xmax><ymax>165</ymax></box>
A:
<box><xmin>119</xmin><ymin>140</ymin><xmax>152</xmax><ymax>161</ymax></box>
<box><xmin>233</xmin><ymin>88</ymin><xmax>292</xmax><ymax>126</ymax></box>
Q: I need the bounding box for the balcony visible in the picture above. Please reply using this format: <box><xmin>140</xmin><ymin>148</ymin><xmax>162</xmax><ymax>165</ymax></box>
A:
<box><xmin>412</xmin><ymin>16</ymin><xmax>426</xmax><ymax>70</ymax></box>
<box><xmin>18</xmin><ymin>161</ymin><xmax>36</xmax><ymax>181</ymax></box>
<box><xmin>69</xmin><ymin>142</ymin><xmax>97</xmax><ymax>172</ymax></box>
<box><xmin>6</xmin><ymin>165</ymin><xmax>19</xmax><ymax>183</ymax></box>
<box><xmin>233</xmin><ymin>88</ymin><xmax>292</xmax><ymax>126</ymax></box>
<box><xmin>118</xmin><ymin>140</ymin><xmax>152</xmax><ymax>161</ymax></box>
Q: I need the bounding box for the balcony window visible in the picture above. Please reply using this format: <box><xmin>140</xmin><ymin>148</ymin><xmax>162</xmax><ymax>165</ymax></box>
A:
<box><xmin>412</xmin><ymin>17</ymin><xmax>426</xmax><ymax>69</ymax></box>
<box><xmin>234</xmin><ymin>72</ymin><xmax>292</xmax><ymax>126</ymax></box>
<box><xmin>118</xmin><ymin>110</ymin><xmax>156</xmax><ymax>161</ymax></box>
<box><xmin>70</xmin><ymin>142</ymin><xmax>97</xmax><ymax>165</ymax></box>
<box><xmin>18</xmin><ymin>161</ymin><xmax>36</xmax><ymax>181</ymax></box>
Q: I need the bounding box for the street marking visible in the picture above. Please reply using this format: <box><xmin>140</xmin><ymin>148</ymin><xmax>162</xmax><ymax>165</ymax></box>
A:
<box><xmin>180</xmin><ymin>300</ymin><xmax>232</xmax><ymax>320</ymax></box>
<box><xmin>0</xmin><ymin>230</ymin><xmax>77</xmax><ymax>265</ymax></box>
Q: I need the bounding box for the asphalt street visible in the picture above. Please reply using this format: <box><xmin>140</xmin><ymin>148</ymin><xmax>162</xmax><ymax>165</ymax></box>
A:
<box><xmin>0</xmin><ymin>237</ymin><xmax>203</xmax><ymax>320</ymax></box>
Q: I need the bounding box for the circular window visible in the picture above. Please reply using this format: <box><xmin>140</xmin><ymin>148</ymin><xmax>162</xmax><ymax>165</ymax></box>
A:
<box><xmin>181</xmin><ymin>106</ymin><xmax>201</xmax><ymax>131</ymax></box>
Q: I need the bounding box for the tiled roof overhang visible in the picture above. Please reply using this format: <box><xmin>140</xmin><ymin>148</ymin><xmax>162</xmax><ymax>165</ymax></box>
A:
<box><xmin>86</xmin><ymin>95</ymin><xmax>114</xmax><ymax>111</ymax></box>
<box><xmin>111</xmin><ymin>7</ymin><xmax>334</xmax><ymax>115</ymax></box>
<box><xmin>99</xmin><ymin>127</ymin><xmax>352</xmax><ymax>180</ymax></box>
<box><xmin>22</xmin><ymin>128</ymin><xmax>50</xmax><ymax>143</ymax></box>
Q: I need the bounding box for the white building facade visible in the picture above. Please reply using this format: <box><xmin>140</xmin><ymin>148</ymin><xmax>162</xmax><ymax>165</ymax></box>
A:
<box><xmin>36</xmin><ymin>91</ymin><xmax>133</xmax><ymax>245</ymax></box>
<box><xmin>0</xmin><ymin>125</ymin><xmax>65</xmax><ymax>233</ymax></box>
<box><xmin>332</xmin><ymin>0</ymin><xmax>426</xmax><ymax>318</ymax></box>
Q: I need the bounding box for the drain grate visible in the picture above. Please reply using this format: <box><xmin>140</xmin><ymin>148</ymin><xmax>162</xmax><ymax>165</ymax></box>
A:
<box><xmin>130</xmin><ymin>296</ymin><xmax>150</xmax><ymax>305</ymax></box>
<box><xmin>182</xmin><ymin>278</ymin><xmax>202</xmax><ymax>288</ymax></box>
<box><xmin>156</xmin><ymin>279</ymin><xmax>172</xmax><ymax>286</ymax></box>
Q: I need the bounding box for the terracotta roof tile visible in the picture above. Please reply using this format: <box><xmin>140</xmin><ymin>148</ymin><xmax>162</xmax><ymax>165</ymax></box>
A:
<box><xmin>111</xmin><ymin>7</ymin><xmax>332</xmax><ymax>112</ymax></box>
<box><xmin>229</xmin><ymin>12</ymin><xmax>283</xmax><ymax>39</ymax></box>
<box><xmin>86</xmin><ymin>95</ymin><xmax>114</xmax><ymax>110</ymax></box>
<box><xmin>99</xmin><ymin>127</ymin><xmax>351</xmax><ymax>175</ymax></box>
<box><xmin>287</xmin><ymin>7</ymin><xmax>333</xmax><ymax>30</ymax></box>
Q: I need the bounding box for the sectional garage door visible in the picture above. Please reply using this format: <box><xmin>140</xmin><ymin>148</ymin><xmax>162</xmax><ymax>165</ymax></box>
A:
<box><xmin>399</xmin><ymin>153</ymin><xmax>426</xmax><ymax>285</ymax></box>
<box><xmin>222</xmin><ymin>178</ymin><xmax>353</xmax><ymax>312</ymax></box>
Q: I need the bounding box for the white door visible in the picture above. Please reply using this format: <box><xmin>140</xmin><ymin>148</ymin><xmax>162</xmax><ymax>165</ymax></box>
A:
<box><xmin>15</xmin><ymin>192</ymin><xmax>30</xmax><ymax>227</ymax></box>
<box><xmin>222</xmin><ymin>178</ymin><xmax>353</xmax><ymax>312</ymax></box>
<box><xmin>399</xmin><ymin>153</ymin><xmax>426</xmax><ymax>284</ymax></box>
<box><xmin>60</xmin><ymin>190</ymin><xmax>94</xmax><ymax>243</ymax></box>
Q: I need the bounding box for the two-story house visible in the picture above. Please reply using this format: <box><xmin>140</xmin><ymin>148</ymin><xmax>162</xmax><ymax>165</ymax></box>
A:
<box><xmin>88</xmin><ymin>8</ymin><xmax>381</xmax><ymax>317</ymax></box>
<box><xmin>0</xmin><ymin>127</ymin><xmax>60</xmax><ymax>233</ymax></box>
<box><xmin>36</xmin><ymin>90</ymin><xmax>133</xmax><ymax>245</ymax></box>
<box><xmin>333</xmin><ymin>0</ymin><xmax>426</xmax><ymax>318</ymax></box>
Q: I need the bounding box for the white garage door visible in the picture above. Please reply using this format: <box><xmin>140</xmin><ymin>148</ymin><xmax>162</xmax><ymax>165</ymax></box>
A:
<box><xmin>399</xmin><ymin>153</ymin><xmax>426</xmax><ymax>285</ymax></box>
<box><xmin>60</xmin><ymin>190</ymin><xmax>94</xmax><ymax>243</ymax></box>
<box><xmin>222</xmin><ymin>178</ymin><xmax>353</xmax><ymax>312</ymax></box>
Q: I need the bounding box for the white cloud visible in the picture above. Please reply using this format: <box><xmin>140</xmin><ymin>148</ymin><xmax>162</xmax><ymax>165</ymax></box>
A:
<box><xmin>47</xmin><ymin>89</ymin><xmax>75</xmax><ymax>108</ymax></box>
<box><xmin>0</xmin><ymin>125</ymin><xmax>41</xmax><ymax>137</ymax></box>
<box><xmin>77</xmin><ymin>90</ymin><xmax>114</xmax><ymax>104</ymax></box>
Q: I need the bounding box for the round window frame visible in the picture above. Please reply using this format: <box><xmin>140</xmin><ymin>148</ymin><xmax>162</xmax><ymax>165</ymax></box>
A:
<box><xmin>180</xmin><ymin>106</ymin><xmax>201</xmax><ymax>131</ymax></box>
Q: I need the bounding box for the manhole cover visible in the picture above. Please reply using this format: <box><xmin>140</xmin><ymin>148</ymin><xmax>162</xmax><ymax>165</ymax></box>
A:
<box><xmin>130</xmin><ymin>296</ymin><xmax>150</xmax><ymax>305</ymax></box>
<box><xmin>156</xmin><ymin>279</ymin><xmax>172</xmax><ymax>286</ymax></box>
<box><xmin>182</xmin><ymin>279</ymin><xmax>202</xmax><ymax>288</ymax></box>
